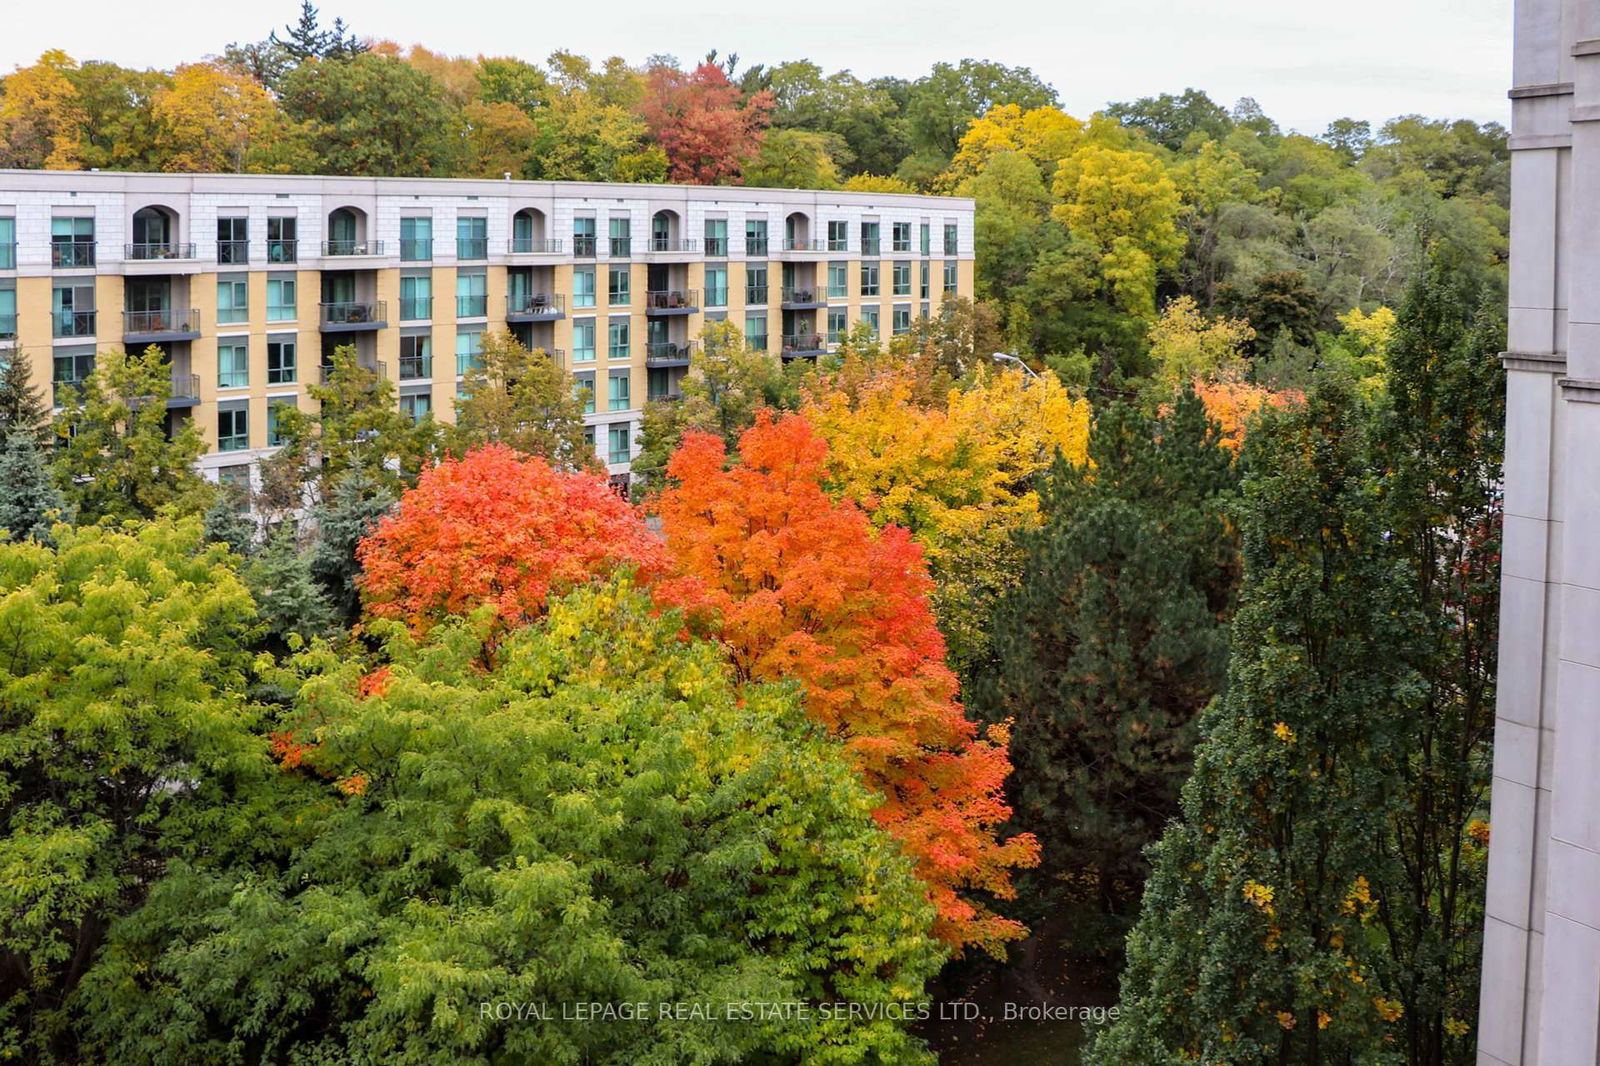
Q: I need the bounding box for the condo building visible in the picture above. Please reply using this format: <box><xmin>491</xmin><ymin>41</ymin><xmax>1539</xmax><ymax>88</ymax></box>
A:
<box><xmin>0</xmin><ymin>171</ymin><xmax>975</xmax><ymax>487</ymax></box>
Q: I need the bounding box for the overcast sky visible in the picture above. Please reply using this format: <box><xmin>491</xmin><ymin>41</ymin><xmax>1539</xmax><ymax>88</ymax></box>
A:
<box><xmin>1</xmin><ymin>0</ymin><xmax>1513</xmax><ymax>136</ymax></box>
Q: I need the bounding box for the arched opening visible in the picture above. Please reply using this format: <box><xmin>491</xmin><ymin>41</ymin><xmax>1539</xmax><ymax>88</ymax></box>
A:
<box><xmin>784</xmin><ymin>211</ymin><xmax>812</xmax><ymax>250</ymax></box>
<box><xmin>512</xmin><ymin>208</ymin><xmax>548</xmax><ymax>252</ymax></box>
<box><xmin>130</xmin><ymin>205</ymin><xmax>178</xmax><ymax>259</ymax></box>
<box><xmin>651</xmin><ymin>210</ymin><xmax>682</xmax><ymax>251</ymax></box>
<box><xmin>326</xmin><ymin>207</ymin><xmax>369</xmax><ymax>255</ymax></box>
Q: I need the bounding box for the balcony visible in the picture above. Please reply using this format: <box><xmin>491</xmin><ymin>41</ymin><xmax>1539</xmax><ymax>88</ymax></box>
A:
<box><xmin>456</xmin><ymin>237</ymin><xmax>488</xmax><ymax>260</ymax></box>
<box><xmin>52</xmin><ymin>241</ymin><xmax>97</xmax><ymax>269</ymax></box>
<box><xmin>398</xmin><ymin>355</ymin><xmax>433</xmax><ymax>381</ymax></box>
<box><xmin>861</xmin><ymin>239</ymin><xmax>881</xmax><ymax>256</ymax></box>
<box><xmin>506</xmin><ymin>292</ymin><xmax>566</xmax><ymax>322</ymax></box>
<box><xmin>268</xmin><ymin>239</ymin><xmax>298</xmax><ymax>264</ymax></box>
<box><xmin>745</xmin><ymin>284</ymin><xmax>769</xmax><ymax>305</ymax></box>
<box><xmin>321</xmin><ymin>239</ymin><xmax>385</xmax><ymax>257</ymax></box>
<box><xmin>320</xmin><ymin>300</ymin><xmax>388</xmax><ymax>332</ymax></box>
<box><xmin>745</xmin><ymin>237</ymin><xmax>769</xmax><ymax>257</ymax></box>
<box><xmin>124</xmin><ymin>308</ymin><xmax>203</xmax><ymax>343</ymax></box>
<box><xmin>609</xmin><ymin>237</ymin><xmax>632</xmax><ymax>257</ymax></box>
<box><xmin>780</xmin><ymin>286</ymin><xmax>826</xmax><ymax>309</ymax></box>
<box><xmin>125</xmin><ymin>242</ymin><xmax>197</xmax><ymax>262</ymax></box>
<box><xmin>457</xmin><ymin>295</ymin><xmax>488</xmax><ymax>318</ymax></box>
<box><xmin>399</xmin><ymin>238</ymin><xmax>433</xmax><ymax>262</ymax></box>
<box><xmin>217</xmin><ymin>240</ymin><xmax>250</xmax><ymax>265</ymax></box>
<box><xmin>319</xmin><ymin>360</ymin><xmax>386</xmax><ymax>384</ymax></box>
<box><xmin>573</xmin><ymin>235</ymin><xmax>597</xmax><ymax>258</ymax></box>
<box><xmin>509</xmin><ymin>237</ymin><xmax>563</xmax><ymax>254</ymax></box>
<box><xmin>399</xmin><ymin>298</ymin><xmax>433</xmax><ymax>322</ymax></box>
<box><xmin>646</xmin><ymin>237</ymin><xmax>699</xmax><ymax>254</ymax></box>
<box><xmin>704</xmin><ymin>237</ymin><xmax>728</xmax><ymax>257</ymax></box>
<box><xmin>645</xmin><ymin>289</ymin><xmax>699</xmax><ymax>315</ymax></box>
<box><xmin>646</xmin><ymin>341</ymin><xmax>696</xmax><ymax>368</ymax></box>
<box><xmin>53</xmin><ymin>310</ymin><xmax>97</xmax><ymax>338</ymax></box>
<box><xmin>781</xmin><ymin>332</ymin><xmax>826</xmax><ymax>357</ymax></box>
<box><xmin>168</xmin><ymin>372</ymin><xmax>201</xmax><ymax>409</ymax></box>
<box><xmin>781</xmin><ymin>238</ymin><xmax>826</xmax><ymax>253</ymax></box>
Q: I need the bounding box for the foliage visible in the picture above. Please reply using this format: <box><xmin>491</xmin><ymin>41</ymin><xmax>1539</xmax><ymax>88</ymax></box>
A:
<box><xmin>277</xmin><ymin>53</ymin><xmax>459</xmax><ymax>176</ymax></box>
<box><xmin>0</xmin><ymin>354</ymin><xmax>50</xmax><ymax>445</ymax></box>
<box><xmin>655</xmin><ymin>413</ymin><xmax>1039</xmax><ymax>956</ymax></box>
<box><xmin>1105</xmin><ymin>88</ymin><xmax>1234</xmax><ymax>151</ymax></box>
<box><xmin>356</xmin><ymin>444</ymin><xmax>665</xmax><ymax>639</ymax></box>
<box><xmin>202</xmin><ymin>487</ymin><xmax>256</xmax><ymax>558</ymax></box>
<box><xmin>638</xmin><ymin>62</ymin><xmax>773</xmax><ymax>184</ymax></box>
<box><xmin>449</xmin><ymin>329</ymin><xmax>592</xmax><ymax>467</ymax></box>
<box><xmin>151</xmin><ymin>62</ymin><xmax>283</xmax><ymax>172</ymax></box>
<box><xmin>0</xmin><ymin>518</ymin><xmax>262</xmax><ymax>1062</ymax></box>
<box><xmin>307</xmin><ymin>468</ymin><xmax>392</xmax><ymax>626</ymax></box>
<box><xmin>745</xmin><ymin>127</ymin><xmax>839</xmax><ymax>189</ymax></box>
<box><xmin>1146</xmin><ymin>294</ymin><xmax>1255</xmax><ymax>389</ymax></box>
<box><xmin>0</xmin><ymin>431</ymin><xmax>68</xmax><ymax>543</ymax></box>
<box><xmin>80</xmin><ymin>582</ymin><xmax>944</xmax><ymax>1065</ymax></box>
<box><xmin>1051</xmin><ymin>144</ymin><xmax>1186</xmax><ymax>318</ymax></box>
<box><xmin>50</xmin><ymin>345</ymin><xmax>209</xmax><ymax>523</ymax></box>
<box><xmin>246</xmin><ymin>525</ymin><xmax>337</xmax><ymax>652</ymax></box>
<box><xmin>1191</xmin><ymin>375</ymin><xmax>1303</xmax><ymax>453</ymax></box>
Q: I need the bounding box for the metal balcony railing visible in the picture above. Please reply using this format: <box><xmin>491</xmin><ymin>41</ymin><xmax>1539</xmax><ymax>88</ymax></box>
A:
<box><xmin>572</xmin><ymin>235</ymin><xmax>597</xmax><ymax>257</ymax></box>
<box><xmin>217</xmin><ymin>240</ymin><xmax>250</xmax><ymax>265</ymax></box>
<box><xmin>781</xmin><ymin>286</ymin><xmax>821</xmax><ymax>305</ymax></box>
<box><xmin>704</xmin><ymin>236</ymin><xmax>728</xmax><ymax>257</ymax></box>
<box><xmin>126</xmin><ymin>242</ymin><xmax>197</xmax><ymax>260</ymax></box>
<box><xmin>510</xmin><ymin>237</ymin><xmax>562</xmax><ymax>254</ymax></box>
<box><xmin>170</xmin><ymin>373</ymin><xmax>201</xmax><ymax>404</ymax></box>
<box><xmin>456</xmin><ymin>238</ymin><xmax>488</xmax><ymax>260</ymax></box>
<box><xmin>609</xmin><ymin>237</ymin><xmax>632</xmax><ymax>257</ymax></box>
<box><xmin>782</xmin><ymin>332</ymin><xmax>825</xmax><ymax>354</ymax></box>
<box><xmin>52</xmin><ymin>241</ymin><xmax>96</xmax><ymax>268</ymax></box>
<box><xmin>399</xmin><ymin>238</ymin><xmax>433</xmax><ymax>262</ymax></box>
<box><xmin>319</xmin><ymin>360</ymin><xmax>386</xmax><ymax>384</ymax></box>
<box><xmin>645</xmin><ymin>289</ymin><xmax>698</xmax><ymax>311</ymax></box>
<box><xmin>320</xmin><ymin>300</ymin><xmax>386</xmax><ymax>325</ymax></box>
<box><xmin>647</xmin><ymin>341</ymin><xmax>696</xmax><ymax>364</ymax></box>
<box><xmin>456</xmin><ymin>295</ymin><xmax>488</xmax><ymax>318</ymax></box>
<box><xmin>744</xmin><ymin>285</ymin><xmax>769</xmax><ymax>305</ymax></box>
<box><xmin>267</xmin><ymin>239</ymin><xmax>298</xmax><ymax>263</ymax></box>
<box><xmin>783</xmin><ymin>238</ymin><xmax>826</xmax><ymax>252</ymax></box>
<box><xmin>0</xmin><ymin>242</ymin><xmax>14</xmax><ymax>269</ymax></box>
<box><xmin>507</xmin><ymin>292</ymin><xmax>565</xmax><ymax>316</ymax></box>
<box><xmin>745</xmin><ymin>237</ymin><xmax>769</xmax><ymax>256</ymax></box>
<box><xmin>399</xmin><ymin>298</ymin><xmax>433</xmax><ymax>321</ymax></box>
<box><xmin>124</xmin><ymin>308</ymin><xmax>201</xmax><ymax>335</ymax></box>
<box><xmin>647</xmin><ymin>237</ymin><xmax>699</xmax><ymax>253</ymax></box>
<box><xmin>53</xmin><ymin>310</ymin><xmax>96</xmax><ymax>338</ymax></box>
<box><xmin>322</xmin><ymin>239</ymin><xmax>384</xmax><ymax>256</ymax></box>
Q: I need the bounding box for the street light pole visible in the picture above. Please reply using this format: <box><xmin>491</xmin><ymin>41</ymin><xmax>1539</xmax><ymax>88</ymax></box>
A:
<box><xmin>991</xmin><ymin>351</ymin><xmax>1041</xmax><ymax>380</ymax></box>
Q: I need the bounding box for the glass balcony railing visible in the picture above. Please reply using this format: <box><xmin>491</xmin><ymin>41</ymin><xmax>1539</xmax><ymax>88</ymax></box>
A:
<box><xmin>572</xmin><ymin>235</ymin><xmax>597</xmax><ymax>257</ymax></box>
<box><xmin>647</xmin><ymin>341</ymin><xmax>697</xmax><ymax>364</ymax></box>
<box><xmin>860</xmin><ymin>239</ymin><xmax>881</xmax><ymax>256</ymax></box>
<box><xmin>783</xmin><ymin>238</ymin><xmax>826</xmax><ymax>252</ymax></box>
<box><xmin>320</xmin><ymin>300</ymin><xmax>387</xmax><ymax>326</ymax></box>
<box><xmin>704</xmin><ymin>237</ymin><xmax>728</xmax><ymax>257</ymax></box>
<box><xmin>169</xmin><ymin>372</ymin><xmax>201</xmax><ymax>405</ymax></box>
<box><xmin>0</xmin><ymin>243</ymin><xmax>14</xmax><ymax>270</ymax></box>
<box><xmin>456</xmin><ymin>237</ymin><xmax>488</xmax><ymax>260</ymax></box>
<box><xmin>399</xmin><ymin>297</ymin><xmax>433</xmax><ymax>321</ymax></box>
<box><xmin>782</xmin><ymin>332</ymin><xmax>825</xmax><ymax>354</ymax></box>
<box><xmin>507</xmin><ymin>292</ymin><xmax>565</xmax><ymax>316</ymax></box>
<box><xmin>609</xmin><ymin>237</ymin><xmax>632</xmax><ymax>257</ymax></box>
<box><xmin>510</xmin><ymin>237</ymin><xmax>562</xmax><ymax>254</ymax></box>
<box><xmin>322</xmin><ymin>239</ymin><xmax>384</xmax><ymax>256</ymax></box>
<box><xmin>647</xmin><ymin>237</ymin><xmax>699</xmax><ymax>253</ymax></box>
<box><xmin>398</xmin><ymin>355</ymin><xmax>433</xmax><ymax>380</ymax></box>
<box><xmin>456</xmin><ymin>295</ymin><xmax>488</xmax><ymax>318</ymax></box>
<box><xmin>126</xmin><ymin>242</ymin><xmax>197</xmax><ymax>261</ymax></box>
<box><xmin>745</xmin><ymin>237</ymin><xmax>769</xmax><ymax>256</ymax></box>
<box><xmin>645</xmin><ymin>289</ymin><xmax>698</xmax><ymax>311</ymax></box>
<box><xmin>0</xmin><ymin>313</ymin><xmax>16</xmax><ymax>340</ymax></box>
<box><xmin>781</xmin><ymin>286</ymin><xmax>821</xmax><ymax>305</ymax></box>
<box><xmin>399</xmin><ymin>238</ymin><xmax>433</xmax><ymax>262</ymax></box>
<box><xmin>744</xmin><ymin>285</ymin><xmax>769</xmax><ymax>305</ymax></box>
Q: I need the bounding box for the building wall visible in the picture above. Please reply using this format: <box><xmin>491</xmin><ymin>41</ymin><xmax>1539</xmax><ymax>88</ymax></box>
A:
<box><xmin>0</xmin><ymin>171</ymin><xmax>974</xmax><ymax>482</ymax></box>
<box><xmin>1482</xmin><ymin>0</ymin><xmax>1600</xmax><ymax>1062</ymax></box>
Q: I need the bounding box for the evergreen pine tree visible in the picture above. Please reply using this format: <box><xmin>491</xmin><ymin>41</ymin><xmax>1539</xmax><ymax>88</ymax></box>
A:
<box><xmin>203</xmin><ymin>486</ymin><xmax>258</xmax><ymax>559</ymax></box>
<box><xmin>1090</xmin><ymin>382</ymin><xmax>1423</xmax><ymax>1064</ymax></box>
<box><xmin>973</xmin><ymin>389</ymin><xmax>1237</xmax><ymax>924</ymax></box>
<box><xmin>0</xmin><ymin>353</ymin><xmax>50</xmax><ymax>445</ymax></box>
<box><xmin>247</xmin><ymin>525</ymin><xmax>337</xmax><ymax>650</ymax></box>
<box><xmin>0</xmin><ymin>430</ymin><xmax>68</xmax><ymax>543</ymax></box>
<box><xmin>308</xmin><ymin>470</ymin><xmax>393</xmax><ymax>624</ymax></box>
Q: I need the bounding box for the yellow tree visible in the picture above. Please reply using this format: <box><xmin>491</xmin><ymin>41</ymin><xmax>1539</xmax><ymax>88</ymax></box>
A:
<box><xmin>1051</xmin><ymin>144</ymin><xmax>1185</xmax><ymax>317</ymax></box>
<box><xmin>803</xmin><ymin>361</ymin><xmax>1089</xmax><ymax>674</ymax></box>
<box><xmin>151</xmin><ymin>62</ymin><xmax>283</xmax><ymax>172</ymax></box>
<box><xmin>1147</xmin><ymin>295</ymin><xmax>1255</xmax><ymax>389</ymax></box>
<box><xmin>0</xmin><ymin>51</ymin><xmax>87</xmax><ymax>169</ymax></box>
<box><xmin>939</xmin><ymin>103</ymin><xmax>1083</xmax><ymax>191</ymax></box>
<box><xmin>840</xmin><ymin>173</ymin><xmax>916</xmax><ymax>193</ymax></box>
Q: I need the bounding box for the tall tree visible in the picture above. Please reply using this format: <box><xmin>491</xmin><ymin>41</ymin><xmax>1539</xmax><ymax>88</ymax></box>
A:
<box><xmin>50</xmin><ymin>345</ymin><xmax>209</xmax><ymax>523</ymax></box>
<box><xmin>448</xmin><ymin>330</ymin><xmax>590</xmax><ymax>466</ymax></box>
<box><xmin>306</xmin><ymin>468</ymin><xmax>391</xmax><ymax>626</ymax></box>
<box><xmin>246</xmin><ymin>525</ymin><xmax>337</xmax><ymax>653</ymax></box>
<box><xmin>971</xmin><ymin>393</ymin><xmax>1237</xmax><ymax>926</ymax></box>
<box><xmin>151</xmin><ymin>62</ymin><xmax>285</xmax><ymax>172</ymax></box>
<box><xmin>904</xmin><ymin>60</ymin><xmax>1057</xmax><ymax>160</ymax></box>
<box><xmin>638</xmin><ymin>62</ymin><xmax>774</xmax><ymax>184</ymax></box>
<box><xmin>655</xmin><ymin>412</ymin><xmax>1039</xmax><ymax>956</ymax></box>
<box><xmin>0</xmin><ymin>51</ymin><xmax>88</xmax><ymax>169</ymax></box>
<box><xmin>0</xmin><ymin>351</ymin><xmax>50</xmax><ymax>443</ymax></box>
<box><xmin>1105</xmin><ymin>88</ymin><xmax>1234</xmax><ymax>151</ymax></box>
<box><xmin>277</xmin><ymin>53</ymin><xmax>457</xmax><ymax>176</ymax></box>
<box><xmin>0</xmin><ymin>430</ymin><xmax>68</xmax><ymax>542</ymax></box>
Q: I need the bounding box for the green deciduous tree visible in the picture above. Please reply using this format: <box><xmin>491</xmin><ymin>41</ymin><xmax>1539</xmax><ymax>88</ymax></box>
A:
<box><xmin>448</xmin><ymin>329</ymin><xmax>591</xmax><ymax>466</ymax></box>
<box><xmin>278</xmin><ymin>53</ymin><xmax>457</xmax><ymax>176</ymax></box>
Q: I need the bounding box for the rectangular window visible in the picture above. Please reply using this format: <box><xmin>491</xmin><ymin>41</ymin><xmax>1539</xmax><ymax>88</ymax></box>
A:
<box><xmin>218</xmin><ymin>403</ymin><xmax>249</xmax><ymax>452</ymax></box>
<box><xmin>943</xmin><ymin>260</ymin><xmax>958</xmax><ymax>294</ymax></box>
<box><xmin>53</xmin><ymin>350</ymin><xmax>94</xmax><ymax>387</ymax></box>
<box><xmin>218</xmin><ymin>342</ymin><xmax>250</xmax><ymax>389</ymax></box>
<box><xmin>705</xmin><ymin>266</ymin><xmax>727</xmax><ymax>308</ymax></box>
<box><xmin>827</xmin><ymin>220</ymin><xmax>849</xmax><ymax>251</ymax></box>
<box><xmin>575</xmin><ymin>375</ymin><xmax>595</xmax><ymax>414</ymax></box>
<box><xmin>608</xmin><ymin>319</ymin><xmax>630</xmax><ymax>361</ymax></box>
<box><xmin>745</xmin><ymin>264</ymin><xmax>768</xmax><ymax>304</ymax></box>
<box><xmin>827</xmin><ymin>307</ymin><xmax>848</xmax><ymax>345</ymax></box>
<box><xmin>862</xmin><ymin>307</ymin><xmax>879</xmax><ymax>340</ymax></box>
<box><xmin>267</xmin><ymin>216</ymin><xmax>297</xmax><ymax>263</ymax></box>
<box><xmin>892</xmin><ymin>222</ymin><xmax>912</xmax><ymax>253</ymax></box>
<box><xmin>51</xmin><ymin>217</ymin><xmax>95</xmax><ymax>268</ymax></box>
<box><xmin>944</xmin><ymin>223</ymin><xmax>959</xmax><ymax>255</ymax></box>
<box><xmin>455</xmin><ymin>328</ymin><xmax>483</xmax><ymax>375</ymax></box>
<box><xmin>399</xmin><ymin>334</ymin><xmax>432</xmax><ymax>380</ymax></box>
<box><xmin>920</xmin><ymin>260</ymin><xmax>931</xmax><ymax>299</ymax></box>
<box><xmin>893</xmin><ymin>261</ymin><xmax>912</xmax><ymax>297</ymax></box>
<box><xmin>745</xmin><ymin>313</ymin><xmax>767</xmax><ymax>350</ymax></box>
<box><xmin>608</xmin><ymin>424</ymin><xmax>630</xmax><ymax>465</ymax></box>
<box><xmin>218</xmin><ymin>217</ymin><xmax>248</xmax><ymax>265</ymax></box>
<box><xmin>267</xmin><ymin>400</ymin><xmax>293</xmax><ymax>446</ymax></box>
<box><xmin>860</xmin><ymin>262</ymin><xmax>880</xmax><ymax>298</ymax></box>
<box><xmin>920</xmin><ymin>222</ymin><xmax>931</xmax><ymax>256</ymax></box>
<box><xmin>608</xmin><ymin>372</ymin><xmax>630</xmax><ymax>411</ymax></box>
<box><xmin>456</xmin><ymin>215</ymin><xmax>487</xmax><ymax>260</ymax></box>
<box><xmin>400</xmin><ymin>275</ymin><xmax>432</xmax><ymax>321</ymax></box>
<box><xmin>401</xmin><ymin>391</ymin><xmax>433</xmax><ymax>424</ymax></box>
<box><xmin>608</xmin><ymin>217</ymin><xmax>631</xmax><ymax>257</ymax></box>
<box><xmin>745</xmin><ymin>219</ymin><xmax>768</xmax><ymax>256</ymax></box>
<box><xmin>828</xmin><ymin>262</ymin><xmax>848</xmax><ymax>299</ymax></box>
<box><xmin>217</xmin><ymin>275</ymin><xmax>248</xmax><ymax>324</ymax></box>
<box><xmin>893</xmin><ymin>305</ymin><xmax>912</xmax><ymax>335</ymax></box>
<box><xmin>0</xmin><ymin>285</ymin><xmax>15</xmax><ymax>336</ymax></box>
<box><xmin>609</xmin><ymin>266</ymin><xmax>631</xmax><ymax>306</ymax></box>
<box><xmin>573</xmin><ymin>217</ymin><xmax>597</xmax><ymax>257</ymax></box>
<box><xmin>705</xmin><ymin>218</ymin><xmax>728</xmax><ymax>257</ymax></box>
<box><xmin>400</xmin><ymin>217</ymin><xmax>433</xmax><ymax>261</ymax></box>
<box><xmin>648</xmin><ymin>367</ymin><xmax>672</xmax><ymax>401</ymax></box>
<box><xmin>456</xmin><ymin>272</ymin><xmax>487</xmax><ymax>318</ymax></box>
<box><xmin>267</xmin><ymin>338</ymin><xmax>297</xmax><ymax>384</ymax></box>
<box><xmin>574</xmin><ymin>267</ymin><xmax>596</xmax><ymax>309</ymax></box>
<box><xmin>860</xmin><ymin>221</ymin><xmax>880</xmax><ymax>257</ymax></box>
<box><xmin>266</xmin><ymin>276</ymin><xmax>297</xmax><ymax>322</ymax></box>
<box><xmin>573</xmin><ymin>320</ymin><xmax>596</xmax><ymax>362</ymax></box>
<box><xmin>52</xmin><ymin>283</ymin><xmax>96</xmax><ymax>338</ymax></box>
<box><xmin>0</xmin><ymin>217</ymin><xmax>14</xmax><ymax>270</ymax></box>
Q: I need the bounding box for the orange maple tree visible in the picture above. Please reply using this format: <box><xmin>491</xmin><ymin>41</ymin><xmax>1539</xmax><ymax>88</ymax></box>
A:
<box><xmin>1191</xmin><ymin>377</ymin><xmax>1304</xmax><ymax>453</ymax></box>
<box><xmin>653</xmin><ymin>411</ymin><xmax>1039</xmax><ymax>955</ymax></box>
<box><xmin>357</xmin><ymin>444</ymin><xmax>665</xmax><ymax>634</ymax></box>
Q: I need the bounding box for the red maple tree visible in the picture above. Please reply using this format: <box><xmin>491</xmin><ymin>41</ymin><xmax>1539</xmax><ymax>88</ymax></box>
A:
<box><xmin>639</xmin><ymin>62</ymin><xmax>773</xmax><ymax>184</ymax></box>
<box><xmin>653</xmin><ymin>412</ymin><xmax>1039</xmax><ymax>955</ymax></box>
<box><xmin>357</xmin><ymin>444</ymin><xmax>665</xmax><ymax>635</ymax></box>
